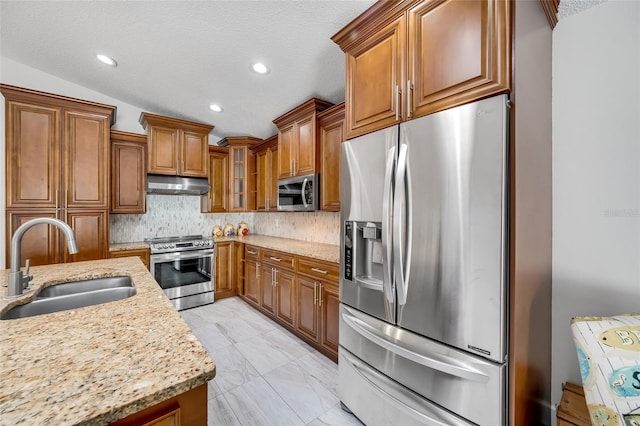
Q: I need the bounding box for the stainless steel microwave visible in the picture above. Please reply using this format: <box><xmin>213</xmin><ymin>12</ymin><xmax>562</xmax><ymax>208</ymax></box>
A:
<box><xmin>277</xmin><ymin>173</ymin><xmax>319</xmax><ymax>211</ymax></box>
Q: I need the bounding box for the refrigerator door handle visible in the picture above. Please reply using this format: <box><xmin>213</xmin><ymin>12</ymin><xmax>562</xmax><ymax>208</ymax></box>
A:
<box><xmin>342</xmin><ymin>310</ymin><xmax>489</xmax><ymax>383</ymax></box>
<box><xmin>393</xmin><ymin>143</ymin><xmax>412</xmax><ymax>306</ymax></box>
<box><xmin>382</xmin><ymin>145</ymin><xmax>396</xmax><ymax>304</ymax></box>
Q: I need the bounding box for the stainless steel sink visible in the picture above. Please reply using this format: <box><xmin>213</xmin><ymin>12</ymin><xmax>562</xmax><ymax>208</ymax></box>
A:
<box><xmin>1</xmin><ymin>276</ymin><xmax>136</xmax><ymax>320</ymax></box>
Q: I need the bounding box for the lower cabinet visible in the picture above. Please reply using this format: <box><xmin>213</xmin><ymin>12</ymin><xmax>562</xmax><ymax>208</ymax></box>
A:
<box><xmin>109</xmin><ymin>383</ymin><xmax>207</xmax><ymax>426</ymax></box>
<box><xmin>240</xmin><ymin>243</ymin><xmax>340</xmax><ymax>362</ymax></box>
<box><xmin>214</xmin><ymin>241</ymin><xmax>236</xmax><ymax>300</ymax></box>
<box><xmin>243</xmin><ymin>245</ymin><xmax>261</xmax><ymax>306</ymax></box>
<box><xmin>109</xmin><ymin>248</ymin><xmax>150</xmax><ymax>270</ymax></box>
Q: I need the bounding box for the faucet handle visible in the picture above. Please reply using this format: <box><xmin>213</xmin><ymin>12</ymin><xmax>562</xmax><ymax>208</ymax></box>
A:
<box><xmin>24</xmin><ymin>259</ymin><xmax>33</xmax><ymax>284</ymax></box>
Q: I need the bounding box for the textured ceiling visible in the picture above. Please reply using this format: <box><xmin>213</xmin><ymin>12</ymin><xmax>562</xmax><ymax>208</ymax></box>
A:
<box><xmin>0</xmin><ymin>1</ymin><xmax>375</xmax><ymax>141</ymax></box>
<box><xmin>558</xmin><ymin>0</ymin><xmax>607</xmax><ymax>20</ymax></box>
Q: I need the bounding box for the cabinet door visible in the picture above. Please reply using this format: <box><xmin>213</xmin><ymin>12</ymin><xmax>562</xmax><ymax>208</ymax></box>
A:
<box><xmin>64</xmin><ymin>110</ymin><xmax>110</xmax><ymax>209</ymax></box>
<box><xmin>244</xmin><ymin>259</ymin><xmax>261</xmax><ymax>306</ymax></box>
<box><xmin>205</xmin><ymin>150</ymin><xmax>228</xmax><ymax>213</ymax></box>
<box><xmin>320</xmin><ymin>282</ymin><xmax>340</xmax><ymax>357</ymax></box>
<box><xmin>148</xmin><ymin>125</ymin><xmax>179</xmax><ymax>175</ymax></box>
<box><xmin>112</xmin><ymin>141</ymin><xmax>146</xmax><ymax>213</ymax></box>
<box><xmin>296</xmin><ymin>275</ymin><xmax>320</xmax><ymax>342</ymax></box>
<box><xmin>295</xmin><ymin>115</ymin><xmax>315</xmax><ymax>176</ymax></box>
<box><xmin>277</xmin><ymin>124</ymin><xmax>295</xmax><ymax>178</ymax></box>
<box><xmin>234</xmin><ymin>242</ymin><xmax>244</xmax><ymax>295</ymax></box>
<box><xmin>215</xmin><ymin>242</ymin><xmax>236</xmax><ymax>299</ymax></box>
<box><xmin>181</xmin><ymin>130</ymin><xmax>208</xmax><ymax>177</ymax></box>
<box><xmin>64</xmin><ymin>210</ymin><xmax>108</xmax><ymax>262</ymax></box>
<box><xmin>268</xmin><ymin>147</ymin><xmax>279</xmax><ymax>211</ymax></box>
<box><xmin>408</xmin><ymin>0</ymin><xmax>510</xmax><ymax>118</ymax></box>
<box><xmin>345</xmin><ymin>15</ymin><xmax>406</xmax><ymax>139</ymax></box>
<box><xmin>229</xmin><ymin>146</ymin><xmax>246</xmax><ymax>212</ymax></box>
<box><xmin>275</xmin><ymin>269</ymin><xmax>296</xmax><ymax>327</ymax></box>
<box><xmin>319</xmin><ymin>110</ymin><xmax>344</xmax><ymax>211</ymax></box>
<box><xmin>5</xmin><ymin>101</ymin><xmax>61</xmax><ymax>209</ymax></box>
<box><xmin>260</xmin><ymin>264</ymin><xmax>276</xmax><ymax>314</ymax></box>
<box><xmin>6</xmin><ymin>210</ymin><xmax>60</xmax><ymax>267</ymax></box>
<box><xmin>256</xmin><ymin>150</ymin><xmax>267</xmax><ymax>211</ymax></box>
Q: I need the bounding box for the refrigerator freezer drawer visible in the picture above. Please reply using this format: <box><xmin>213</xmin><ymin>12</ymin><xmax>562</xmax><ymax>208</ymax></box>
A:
<box><xmin>339</xmin><ymin>348</ymin><xmax>473</xmax><ymax>426</ymax></box>
<box><xmin>339</xmin><ymin>304</ymin><xmax>506</xmax><ymax>426</ymax></box>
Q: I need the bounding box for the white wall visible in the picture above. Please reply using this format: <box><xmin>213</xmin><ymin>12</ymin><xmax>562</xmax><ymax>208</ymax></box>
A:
<box><xmin>552</xmin><ymin>0</ymin><xmax>640</xmax><ymax>415</ymax></box>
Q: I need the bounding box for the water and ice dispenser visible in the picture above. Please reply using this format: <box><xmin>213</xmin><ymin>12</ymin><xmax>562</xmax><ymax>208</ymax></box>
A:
<box><xmin>343</xmin><ymin>221</ymin><xmax>384</xmax><ymax>290</ymax></box>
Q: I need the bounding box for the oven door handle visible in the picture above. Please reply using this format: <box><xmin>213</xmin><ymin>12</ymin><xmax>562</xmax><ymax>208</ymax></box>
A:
<box><xmin>150</xmin><ymin>249</ymin><xmax>214</xmax><ymax>264</ymax></box>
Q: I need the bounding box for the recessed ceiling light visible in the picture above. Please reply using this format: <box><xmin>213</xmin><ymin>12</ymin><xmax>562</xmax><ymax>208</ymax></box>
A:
<box><xmin>96</xmin><ymin>54</ymin><xmax>117</xmax><ymax>67</ymax></box>
<box><xmin>209</xmin><ymin>104</ymin><xmax>223</xmax><ymax>113</ymax></box>
<box><xmin>252</xmin><ymin>62</ymin><xmax>269</xmax><ymax>74</ymax></box>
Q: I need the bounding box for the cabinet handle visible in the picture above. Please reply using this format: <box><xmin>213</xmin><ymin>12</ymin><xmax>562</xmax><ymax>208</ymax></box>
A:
<box><xmin>407</xmin><ymin>80</ymin><xmax>413</xmax><ymax>118</ymax></box>
<box><xmin>313</xmin><ymin>282</ymin><xmax>318</xmax><ymax>305</ymax></box>
<box><xmin>290</xmin><ymin>159</ymin><xmax>293</xmax><ymax>176</ymax></box>
<box><xmin>270</xmin><ymin>257</ymin><xmax>281</xmax><ymax>262</ymax></box>
<box><xmin>395</xmin><ymin>85</ymin><xmax>400</xmax><ymax>121</ymax></box>
<box><xmin>248</xmin><ymin>250</ymin><xmax>258</xmax><ymax>255</ymax></box>
<box><xmin>311</xmin><ymin>267</ymin><xmax>328</xmax><ymax>275</ymax></box>
<box><xmin>319</xmin><ymin>284</ymin><xmax>323</xmax><ymax>307</ymax></box>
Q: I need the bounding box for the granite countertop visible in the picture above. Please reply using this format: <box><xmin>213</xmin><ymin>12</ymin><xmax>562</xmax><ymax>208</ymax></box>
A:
<box><xmin>109</xmin><ymin>235</ymin><xmax>339</xmax><ymax>264</ymax></box>
<box><xmin>214</xmin><ymin>234</ymin><xmax>340</xmax><ymax>264</ymax></box>
<box><xmin>0</xmin><ymin>257</ymin><xmax>216</xmax><ymax>425</ymax></box>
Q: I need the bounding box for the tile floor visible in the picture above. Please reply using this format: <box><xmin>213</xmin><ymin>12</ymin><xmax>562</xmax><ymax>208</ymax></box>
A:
<box><xmin>179</xmin><ymin>297</ymin><xmax>363</xmax><ymax>426</ymax></box>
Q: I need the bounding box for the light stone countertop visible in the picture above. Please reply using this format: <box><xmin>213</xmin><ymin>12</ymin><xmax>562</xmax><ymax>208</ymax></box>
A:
<box><xmin>0</xmin><ymin>257</ymin><xmax>216</xmax><ymax>425</ymax></box>
<box><xmin>214</xmin><ymin>234</ymin><xmax>340</xmax><ymax>264</ymax></box>
<box><xmin>108</xmin><ymin>234</ymin><xmax>340</xmax><ymax>264</ymax></box>
<box><xmin>109</xmin><ymin>241</ymin><xmax>150</xmax><ymax>252</ymax></box>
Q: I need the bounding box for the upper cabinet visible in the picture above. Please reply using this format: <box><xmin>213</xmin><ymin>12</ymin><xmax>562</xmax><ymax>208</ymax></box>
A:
<box><xmin>139</xmin><ymin>113</ymin><xmax>213</xmax><ymax>177</ymax></box>
<box><xmin>252</xmin><ymin>135</ymin><xmax>279</xmax><ymax>212</ymax></box>
<box><xmin>2</xmin><ymin>84</ymin><xmax>115</xmax><ymax>210</ymax></box>
<box><xmin>201</xmin><ymin>146</ymin><xmax>229</xmax><ymax>213</ymax></box>
<box><xmin>273</xmin><ymin>98</ymin><xmax>333</xmax><ymax>179</ymax></box>
<box><xmin>218</xmin><ymin>136</ymin><xmax>260</xmax><ymax>212</ymax></box>
<box><xmin>317</xmin><ymin>103</ymin><xmax>345</xmax><ymax>211</ymax></box>
<box><xmin>110</xmin><ymin>130</ymin><xmax>147</xmax><ymax>214</ymax></box>
<box><xmin>332</xmin><ymin>0</ymin><xmax>511</xmax><ymax>139</ymax></box>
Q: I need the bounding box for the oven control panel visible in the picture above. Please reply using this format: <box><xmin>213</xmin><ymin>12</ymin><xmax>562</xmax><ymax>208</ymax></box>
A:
<box><xmin>149</xmin><ymin>239</ymin><xmax>213</xmax><ymax>254</ymax></box>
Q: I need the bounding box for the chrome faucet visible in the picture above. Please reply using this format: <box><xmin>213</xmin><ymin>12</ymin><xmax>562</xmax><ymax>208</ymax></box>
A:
<box><xmin>7</xmin><ymin>218</ymin><xmax>79</xmax><ymax>297</ymax></box>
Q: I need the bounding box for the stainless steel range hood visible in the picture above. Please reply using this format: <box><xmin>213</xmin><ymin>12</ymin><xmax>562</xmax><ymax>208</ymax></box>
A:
<box><xmin>147</xmin><ymin>174</ymin><xmax>210</xmax><ymax>195</ymax></box>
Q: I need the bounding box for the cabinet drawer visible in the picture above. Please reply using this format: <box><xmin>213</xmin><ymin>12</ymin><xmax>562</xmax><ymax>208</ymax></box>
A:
<box><xmin>262</xmin><ymin>248</ymin><xmax>295</xmax><ymax>270</ymax></box>
<box><xmin>245</xmin><ymin>245</ymin><xmax>261</xmax><ymax>261</ymax></box>
<box><xmin>297</xmin><ymin>257</ymin><xmax>339</xmax><ymax>282</ymax></box>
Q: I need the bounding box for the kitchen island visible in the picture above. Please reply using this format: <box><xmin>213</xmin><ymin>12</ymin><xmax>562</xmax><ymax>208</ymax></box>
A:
<box><xmin>0</xmin><ymin>257</ymin><xmax>216</xmax><ymax>425</ymax></box>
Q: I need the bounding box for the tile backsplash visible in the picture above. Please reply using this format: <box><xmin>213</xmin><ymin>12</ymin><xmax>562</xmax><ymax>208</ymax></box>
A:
<box><xmin>110</xmin><ymin>195</ymin><xmax>340</xmax><ymax>245</ymax></box>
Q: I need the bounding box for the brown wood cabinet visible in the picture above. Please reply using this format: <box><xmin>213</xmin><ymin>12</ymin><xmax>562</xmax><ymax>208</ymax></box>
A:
<box><xmin>332</xmin><ymin>0</ymin><xmax>511</xmax><ymax>139</ymax></box>
<box><xmin>252</xmin><ymin>135</ymin><xmax>279</xmax><ymax>211</ymax></box>
<box><xmin>109</xmin><ymin>248</ymin><xmax>150</xmax><ymax>270</ymax></box>
<box><xmin>201</xmin><ymin>146</ymin><xmax>229</xmax><ymax>213</ymax></box>
<box><xmin>214</xmin><ymin>241</ymin><xmax>236</xmax><ymax>300</ymax></box>
<box><xmin>1</xmin><ymin>84</ymin><xmax>115</xmax><ymax>267</ymax></box>
<box><xmin>317</xmin><ymin>103</ymin><xmax>345</xmax><ymax>211</ymax></box>
<box><xmin>243</xmin><ymin>245</ymin><xmax>261</xmax><ymax>306</ymax></box>
<box><xmin>218</xmin><ymin>137</ymin><xmax>260</xmax><ymax>212</ymax></box>
<box><xmin>273</xmin><ymin>98</ymin><xmax>333</xmax><ymax>179</ymax></box>
<box><xmin>111</xmin><ymin>130</ymin><xmax>147</xmax><ymax>214</ymax></box>
<box><xmin>296</xmin><ymin>256</ymin><xmax>340</xmax><ymax>360</ymax></box>
<box><xmin>109</xmin><ymin>383</ymin><xmax>207</xmax><ymax>426</ymax></box>
<box><xmin>238</xmin><ymin>243</ymin><xmax>340</xmax><ymax>362</ymax></box>
<box><xmin>139</xmin><ymin>113</ymin><xmax>213</xmax><ymax>178</ymax></box>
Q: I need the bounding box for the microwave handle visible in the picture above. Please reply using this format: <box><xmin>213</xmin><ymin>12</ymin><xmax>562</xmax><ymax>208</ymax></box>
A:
<box><xmin>301</xmin><ymin>177</ymin><xmax>309</xmax><ymax>208</ymax></box>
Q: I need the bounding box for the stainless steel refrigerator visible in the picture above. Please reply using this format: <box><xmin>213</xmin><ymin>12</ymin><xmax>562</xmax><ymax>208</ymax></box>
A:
<box><xmin>339</xmin><ymin>94</ymin><xmax>509</xmax><ymax>425</ymax></box>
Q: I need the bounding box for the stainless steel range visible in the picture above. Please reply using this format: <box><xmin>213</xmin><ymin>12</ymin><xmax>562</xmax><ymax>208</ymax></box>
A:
<box><xmin>146</xmin><ymin>235</ymin><xmax>214</xmax><ymax>310</ymax></box>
